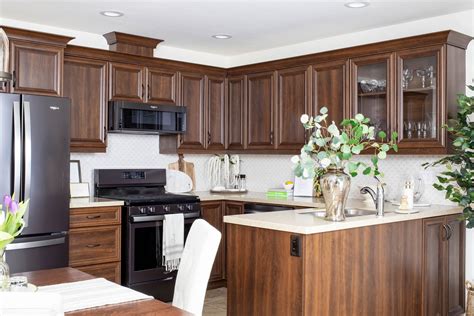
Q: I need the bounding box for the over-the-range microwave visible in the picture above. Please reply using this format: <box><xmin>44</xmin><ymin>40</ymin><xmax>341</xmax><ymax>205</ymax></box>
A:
<box><xmin>108</xmin><ymin>101</ymin><xmax>186</xmax><ymax>135</ymax></box>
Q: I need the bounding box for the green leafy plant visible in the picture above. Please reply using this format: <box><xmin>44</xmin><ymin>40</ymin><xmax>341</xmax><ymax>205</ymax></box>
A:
<box><xmin>292</xmin><ymin>107</ymin><xmax>398</xmax><ymax>179</ymax></box>
<box><xmin>423</xmin><ymin>86</ymin><xmax>474</xmax><ymax>228</ymax></box>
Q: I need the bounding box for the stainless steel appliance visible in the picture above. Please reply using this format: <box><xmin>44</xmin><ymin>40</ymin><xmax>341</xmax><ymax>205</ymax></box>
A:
<box><xmin>244</xmin><ymin>203</ymin><xmax>294</xmax><ymax>214</ymax></box>
<box><xmin>0</xmin><ymin>93</ymin><xmax>70</xmax><ymax>273</ymax></box>
<box><xmin>94</xmin><ymin>169</ymin><xmax>200</xmax><ymax>302</ymax></box>
<box><xmin>108</xmin><ymin>101</ymin><xmax>186</xmax><ymax>135</ymax></box>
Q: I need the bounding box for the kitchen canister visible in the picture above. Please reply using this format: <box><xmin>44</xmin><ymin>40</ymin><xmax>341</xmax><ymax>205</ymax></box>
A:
<box><xmin>467</xmin><ymin>281</ymin><xmax>474</xmax><ymax>315</ymax></box>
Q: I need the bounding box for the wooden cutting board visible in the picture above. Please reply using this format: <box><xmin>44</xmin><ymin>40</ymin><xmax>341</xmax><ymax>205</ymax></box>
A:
<box><xmin>168</xmin><ymin>155</ymin><xmax>196</xmax><ymax>190</ymax></box>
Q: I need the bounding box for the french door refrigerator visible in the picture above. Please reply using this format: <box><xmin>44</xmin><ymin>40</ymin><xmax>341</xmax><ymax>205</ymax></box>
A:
<box><xmin>0</xmin><ymin>93</ymin><xmax>70</xmax><ymax>273</ymax></box>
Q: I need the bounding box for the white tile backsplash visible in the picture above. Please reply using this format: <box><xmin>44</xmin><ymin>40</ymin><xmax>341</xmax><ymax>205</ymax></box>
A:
<box><xmin>71</xmin><ymin>134</ymin><xmax>451</xmax><ymax>205</ymax></box>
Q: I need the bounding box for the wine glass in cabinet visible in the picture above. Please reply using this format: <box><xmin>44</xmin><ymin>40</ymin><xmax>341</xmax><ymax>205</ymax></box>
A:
<box><xmin>350</xmin><ymin>54</ymin><xmax>394</xmax><ymax>139</ymax></box>
<box><xmin>396</xmin><ymin>46</ymin><xmax>444</xmax><ymax>150</ymax></box>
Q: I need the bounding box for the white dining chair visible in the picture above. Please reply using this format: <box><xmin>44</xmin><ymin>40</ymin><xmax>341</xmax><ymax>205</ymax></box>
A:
<box><xmin>172</xmin><ymin>219</ymin><xmax>222</xmax><ymax>316</ymax></box>
<box><xmin>0</xmin><ymin>292</ymin><xmax>64</xmax><ymax>315</ymax></box>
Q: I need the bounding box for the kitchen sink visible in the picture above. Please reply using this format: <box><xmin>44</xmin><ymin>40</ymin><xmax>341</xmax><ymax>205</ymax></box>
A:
<box><xmin>311</xmin><ymin>208</ymin><xmax>377</xmax><ymax>218</ymax></box>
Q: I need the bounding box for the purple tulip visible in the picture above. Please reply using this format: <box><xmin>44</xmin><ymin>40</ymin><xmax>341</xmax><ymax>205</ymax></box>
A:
<box><xmin>9</xmin><ymin>200</ymin><xmax>18</xmax><ymax>214</ymax></box>
<box><xmin>3</xmin><ymin>195</ymin><xmax>11</xmax><ymax>211</ymax></box>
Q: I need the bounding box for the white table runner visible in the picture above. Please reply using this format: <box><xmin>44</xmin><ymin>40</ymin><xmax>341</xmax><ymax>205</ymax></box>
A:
<box><xmin>38</xmin><ymin>278</ymin><xmax>153</xmax><ymax>312</ymax></box>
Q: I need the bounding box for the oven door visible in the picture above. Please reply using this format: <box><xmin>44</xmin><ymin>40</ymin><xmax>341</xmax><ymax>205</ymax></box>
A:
<box><xmin>125</xmin><ymin>216</ymin><xmax>197</xmax><ymax>285</ymax></box>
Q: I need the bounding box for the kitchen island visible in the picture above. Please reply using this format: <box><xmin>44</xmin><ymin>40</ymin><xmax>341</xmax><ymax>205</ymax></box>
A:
<box><xmin>224</xmin><ymin>203</ymin><xmax>465</xmax><ymax>316</ymax></box>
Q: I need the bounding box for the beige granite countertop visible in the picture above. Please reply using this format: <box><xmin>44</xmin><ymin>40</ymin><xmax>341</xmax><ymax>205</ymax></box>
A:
<box><xmin>194</xmin><ymin>191</ymin><xmax>326</xmax><ymax>208</ymax></box>
<box><xmin>223</xmin><ymin>200</ymin><xmax>461</xmax><ymax>235</ymax></box>
<box><xmin>69</xmin><ymin>197</ymin><xmax>124</xmax><ymax>209</ymax></box>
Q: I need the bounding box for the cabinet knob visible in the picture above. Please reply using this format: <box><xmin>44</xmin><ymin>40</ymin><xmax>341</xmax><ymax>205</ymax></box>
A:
<box><xmin>270</xmin><ymin>131</ymin><xmax>274</xmax><ymax>144</ymax></box>
<box><xmin>442</xmin><ymin>224</ymin><xmax>452</xmax><ymax>241</ymax></box>
<box><xmin>141</xmin><ymin>84</ymin><xmax>145</xmax><ymax>99</ymax></box>
<box><xmin>147</xmin><ymin>84</ymin><xmax>150</xmax><ymax>100</ymax></box>
<box><xmin>207</xmin><ymin>131</ymin><xmax>211</xmax><ymax>145</ymax></box>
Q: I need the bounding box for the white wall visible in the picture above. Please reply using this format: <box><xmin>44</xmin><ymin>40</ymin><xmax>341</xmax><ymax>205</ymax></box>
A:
<box><xmin>2</xmin><ymin>9</ymin><xmax>473</xmax><ymax>282</ymax></box>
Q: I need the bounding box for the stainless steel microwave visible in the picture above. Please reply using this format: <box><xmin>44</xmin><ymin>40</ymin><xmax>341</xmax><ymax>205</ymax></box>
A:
<box><xmin>108</xmin><ymin>101</ymin><xmax>186</xmax><ymax>135</ymax></box>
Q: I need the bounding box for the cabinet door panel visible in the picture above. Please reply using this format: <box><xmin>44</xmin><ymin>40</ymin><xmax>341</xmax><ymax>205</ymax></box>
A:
<box><xmin>178</xmin><ymin>72</ymin><xmax>205</xmax><ymax>149</ymax></box>
<box><xmin>350</xmin><ymin>54</ymin><xmax>394</xmax><ymax>139</ymax></box>
<box><xmin>227</xmin><ymin>76</ymin><xmax>246</xmax><ymax>150</ymax></box>
<box><xmin>11</xmin><ymin>41</ymin><xmax>62</xmax><ymax>96</ymax></box>
<box><xmin>446</xmin><ymin>215</ymin><xmax>465</xmax><ymax>315</ymax></box>
<box><xmin>64</xmin><ymin>56</ymin><xmax>107</xmax><ymax>152</ymax></box>
<box><xmin>201</xmin><ymin>202</ymin><xmax>224</xmax><ymax>282</ymax></box>
<box><xmin>206</xmin><ymin>76</ymin><xmax>226</xmax><ymax>150</ymax></box>
<box><xmin>223</xmin><ymin>202</ymin><xmax>244</xmax><ymax>279</ymax></box>
<box><xmin>146</xmin><ymin>68</ymin><xmax>176</xmax><ymax>104</ymax></box>
<box><xmin>247</xmin><ymin>72</ymin><xmax>275</xmax><ymax>149</ymax></box>
<box><xmin>313</xmin><ymin>60</ymin><xmax>347</xmax><ymax>125</ymax></box>
<box><xmin>396</xmin><ymin>46</ymin><xmax>445</xmax><ymax>149</ymax></box>
<box><xmin>422</xmin><ymin>217</ymin><xmax>446</xmax><ymax>316</ymax></box>
<box><xmin>276</xmin><ymin>66</ymin><xmax>309</xmax><ymax>150</ymax></box>
<box><xmin>109</xmin><ymin>63</ymin><xmax>144</xmax><ymax>102</ymax></box>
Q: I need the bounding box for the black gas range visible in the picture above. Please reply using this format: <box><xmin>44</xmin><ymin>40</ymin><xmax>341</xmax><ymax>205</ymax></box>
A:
<box><xmin>94</xmin><ymin>169</ymin><xmax>201</xmax><ymax>302</ymax></box>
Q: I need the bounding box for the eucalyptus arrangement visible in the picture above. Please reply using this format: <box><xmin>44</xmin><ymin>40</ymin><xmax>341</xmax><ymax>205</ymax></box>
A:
<box><xmin>292</xmin><ymin>107</ymin><xmax>398</xmax><ymax>179</ymax></box>
<box><xmin>292</xmin><ymin>107</ymin><xmax>398</xmax><ymax>221</ymax></box>
<box><xmin>423</xmin><ymin>86</ymin><xmax>474</xmax><ymax>228</ymax></box>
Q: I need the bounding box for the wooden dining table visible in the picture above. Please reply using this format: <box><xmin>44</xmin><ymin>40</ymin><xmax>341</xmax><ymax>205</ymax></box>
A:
<box><xmin>14</xmin><ymin>267</ymin><xmax>191</xmax><ymax>315</ymax></box>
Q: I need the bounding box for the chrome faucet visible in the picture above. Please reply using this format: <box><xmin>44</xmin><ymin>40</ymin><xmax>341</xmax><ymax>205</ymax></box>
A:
<box><xmin>360</xmin><ymin>181</ymin><xmax>385</xmax><ymax>217</ymax></box>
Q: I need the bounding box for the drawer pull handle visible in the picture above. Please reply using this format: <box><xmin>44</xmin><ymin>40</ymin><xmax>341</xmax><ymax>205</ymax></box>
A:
<box><xmin>86</xmin><ymin>244</ymin><xmax>101</xmax><ymax>248</ymax></box>
<box><xmin>86</xmin><ymin>215</ymin><xmax>101</xmax><ymax>219</ymax></box>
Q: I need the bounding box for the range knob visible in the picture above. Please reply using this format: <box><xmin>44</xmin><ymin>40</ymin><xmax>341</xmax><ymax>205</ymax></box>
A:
<box><xmin>147</xmin><ymin>206</ymin><xmax>155</xmax><ymax>214</ymax></box>
<box><xmin>186</xmin><ymin>204</ymin><xmax>193</xmax><ymax>211</ymax></box>
<box><xmin>139</xmin><ymin>207</ymin><xmax>147</xmax><ymax>214</ymax></box>
<box><xmin>164</xmin><ymin>205</ymin><xmax>171</xmax><ymax>212</ymax></box>
<box><xmin>177</xmin><ymin>204</ymin><xmax>185</xmax><ymax>212</ymax></box>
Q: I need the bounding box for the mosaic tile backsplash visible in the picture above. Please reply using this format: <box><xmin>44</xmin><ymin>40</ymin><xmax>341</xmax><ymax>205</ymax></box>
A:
<box><xmin>71</xmin><ymin>134</ymin><xmax>451</xmax><ymax>205</ymax></box>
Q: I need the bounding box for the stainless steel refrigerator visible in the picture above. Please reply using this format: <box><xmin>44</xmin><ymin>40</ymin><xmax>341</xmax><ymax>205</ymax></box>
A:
<box><xmin>0</xmin><ymin>93</ymin><xmax>70</xmax><ymax>273</ymax></box>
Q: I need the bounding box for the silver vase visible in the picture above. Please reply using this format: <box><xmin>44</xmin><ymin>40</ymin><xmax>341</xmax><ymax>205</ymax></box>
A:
<box><xmin>320</xmin><ymin>167</ymin><xmax>351</xmax><ymax>221</ymax></box>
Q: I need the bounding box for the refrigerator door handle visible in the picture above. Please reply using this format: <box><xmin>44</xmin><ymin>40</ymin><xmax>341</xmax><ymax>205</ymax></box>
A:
<box><xmin>13</xmin><ymin>101</ymin><xmax>21</xmax><ymax>198</ymax></box>
<box><xmin>23</xmin><ymin>101</ymin><xmax>32</xmax><ymax>227</ymax></box>
<box><xmin>5</xmin><ymin>236</ymin><xmax>66</xmax><ymax>250</ymax></box>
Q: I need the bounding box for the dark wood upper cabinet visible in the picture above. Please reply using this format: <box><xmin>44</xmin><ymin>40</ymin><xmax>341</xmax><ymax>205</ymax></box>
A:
<box><xmin>64</xmin><ymin>55</ymin><xmax>108</xmax><ymax>152</ymax></box>
<box><xmin>2</xmin><ymin>27</ymin><xmax>73</xmax><ymax>97</ymax></box>
<box><xmin>246</xmin><ymin>71</ymin><xmax>275</xmax><ymax>149</ymax></box>
<box><xmin>109</xmin><ymin>62</ymin><xmax>145</xmax><ymax>102</ymax></box>
<box><xmin>10</xmin><ymin>42</ymin><xmax>63</xmax><ymax>96</ymax></box>
<box><xmin>350</xmin><ymin>53</ymin><xmax>395</xmax><ymax>139</ymax></box>
<box><xmin>146</xmin><ymin>68</ymin><xmax>177</xmax><ymax>104</ymax></box>
<box><xmin>396</xmin><ymin>45</ymin><xmax>445</xmax><ymax>150</ymax></box>
<box><xmin>227</xmin><ymin>76</ymin><xmax>246</xmax><ymax>150</ymax></box>
<box><xmin>200</xmin><ymin>202</ymin><xmax>224</xmax><ymax>282</ymax></box>
<box><xmin>422</xmin><ymin>216</ymin><xmax>465</xmax><ymax>316</ymax></box>
<box><xmin>312</xmin><ymin>60</ymin><xmax>348</xmax><ymax>125</ymax></box>
<box><xmin>276</xmin><ymin>66</ymin><xmax>309</xmax><ymax>150</ymax></box>
<box><xmin>206</xmin><ymin>75</ymin><xmax>226</xmax><ymax>150</ymax></box>
<box><xmin>178</xmin><ymin>72</ymin><xmax>205</xmax><ymax>150</ymax></box>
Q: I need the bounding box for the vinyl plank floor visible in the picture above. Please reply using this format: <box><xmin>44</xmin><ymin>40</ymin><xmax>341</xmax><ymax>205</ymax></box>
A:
<box><xmin>203</xmin><ymin>287</ymin><xmax>226</xmax><ymax>316</ymax></box>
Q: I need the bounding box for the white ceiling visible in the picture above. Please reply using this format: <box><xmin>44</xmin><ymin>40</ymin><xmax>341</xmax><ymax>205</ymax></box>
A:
<box><xmin>0</xmin><ymin>0</ymin><xmax>472</xmax><ymax>56</ymax></box>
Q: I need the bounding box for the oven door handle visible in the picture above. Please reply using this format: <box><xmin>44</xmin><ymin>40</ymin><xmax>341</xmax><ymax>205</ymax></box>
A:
<box><xmin>131</xmin><ymin>212</ymin><xmax>200</xmax><ymax>223</ymax></box>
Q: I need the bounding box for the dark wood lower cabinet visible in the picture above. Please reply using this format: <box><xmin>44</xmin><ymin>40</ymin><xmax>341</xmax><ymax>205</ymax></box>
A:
<box><xmin>227</xmin><ymin>214</ymin><xmax>464</xmax><ymax>316</ymax></box>
<box><xmin>423</xmin><ymin>215</ymin><xmax>465</xmax><ymax>316</ymax></box>
<box><xmin>200</xmin><ymin>201</ymin><xmax>225</xmax><ymax>282</ymax></box>
<box><xmin>201</xmin><ymin>201</ymin><xmax>245</xmax><ymax>288</ymax></box>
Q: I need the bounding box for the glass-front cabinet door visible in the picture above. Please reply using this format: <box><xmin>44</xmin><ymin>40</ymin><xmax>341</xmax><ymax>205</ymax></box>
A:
<box><xmin>396</xmin><ymin>46</ymin><xmax>444</xmax><ymax>149</ymax></box>
<box><xmin>350</xmin><ymin>54</ymin><xmax>394</xmax><ymax>139</ymax></box>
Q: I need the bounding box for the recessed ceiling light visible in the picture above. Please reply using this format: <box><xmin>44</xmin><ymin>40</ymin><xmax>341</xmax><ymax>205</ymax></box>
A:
<box><xmin>344</xmin><ymin>1</ymin><xmax>370</xmax><ymax>8</ymax></box>
<box><xmin>100</xmin><ymin>11</ymin><xmax>124</xmax><ymax>17</ymax></box>
<box><xmin>212</xmin><ymin>34</ymin><xmax>232</xmax><ymax>39</ymax></box>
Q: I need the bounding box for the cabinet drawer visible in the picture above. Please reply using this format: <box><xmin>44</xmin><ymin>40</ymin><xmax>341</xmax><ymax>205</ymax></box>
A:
<box><xmin>69</xmin><ymin>226</ymin><xmax>121</xmax><ymax>266</ymax></box>
<box><xmin>70</xmin><ymin>207</ymin><xmax>121</xmax><ymax>228</ymax></box>
<box><xmin>76</xmin><ymin>262</ymin><xmax>121</xmax><ymax>284</ymax></box>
